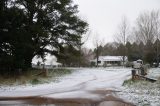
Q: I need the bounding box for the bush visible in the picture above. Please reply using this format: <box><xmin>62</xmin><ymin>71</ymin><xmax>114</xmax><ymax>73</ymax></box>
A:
<box><xmin>123</xmin><ymin>79</ymin><xmax>135</xmax><ymax>86</ymax></box>
<box><xmin>125</xmin><ymin>62</ymin><xmax>133</xmax><ymax>67</ymax></box>
<box><xmin>31</xmin><ymin>78</ymin><xmax>41</xmax><ymax>85</ymax></box>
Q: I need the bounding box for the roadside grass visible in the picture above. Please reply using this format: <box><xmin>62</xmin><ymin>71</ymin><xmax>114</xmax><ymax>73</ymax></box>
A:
<box><xmin>123</xmin><ymin>79</ymin><xmax>135</xmax><ymax>86</ymax></box>
<box><xmin>120</xmin><ymin>77</ymin><xmax>160</xmax><ymax>106</ymax></box>
<box><xmin>123</xmin><ymin>77</ymin><xmax>160</xmax><ymax>87</ymax></box>
<box><xmin>0</xmin><ymin>68</ymin><xmax>73</xmax><ymax>86</ymax></box>
<box><xmin>122</xmin><ymin>79</ymin><xmax>150</xmax><ymax>86</ymax></box>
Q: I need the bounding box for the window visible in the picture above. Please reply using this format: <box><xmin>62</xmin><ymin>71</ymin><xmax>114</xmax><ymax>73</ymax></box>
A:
<box><xmin>98</xmin><ymin>61</ymin><xmax>101</xmax><ymax>63</ymax></box>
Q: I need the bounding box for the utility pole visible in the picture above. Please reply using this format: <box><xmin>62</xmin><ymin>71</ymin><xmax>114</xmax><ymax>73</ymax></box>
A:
<box><xmin>156</xmin><ymin>35</ymin><xmax>159</xmax><ymax>67</ymax></box>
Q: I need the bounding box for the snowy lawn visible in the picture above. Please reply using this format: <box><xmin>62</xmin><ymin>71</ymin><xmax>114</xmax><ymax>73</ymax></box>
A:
<box><xmin>0</xmin><ymin>67</ymin><xmax>131</xmax><ymax>99</ymax></box>
<box><xmin>118</xmin><ymin>68</ymin><xmax>160</xmax><ymax>106</ymax></box>
<box><xmin>0</xmin><ymin>68</ymin><xmax>74</xmax><ymax>90</ymax></box>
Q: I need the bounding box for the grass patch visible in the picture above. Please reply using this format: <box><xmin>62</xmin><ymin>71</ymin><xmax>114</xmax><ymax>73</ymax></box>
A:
<box><xmin>123</xmin><ymin>79</ymin><xmax>135</xmax><ymax>86</ymax></box>
<box><xmin>0</xmin><ymin>68</ymin><xmax>74</xmax><ymax>86</ymax></box>
<box><xmin>31</xmin><ymin>78</ymin><xmax>41</xmax><ymax>85</ymax></box>
<box><xmin>123</xmin><ymin>78</ymin><xmax>150</xmax><ymax>86</ymax></box>
<box><xmin>120</xmin><ymin>78</ymin><xmax>160</xmax><ymax>106</ymax></box>
<box><xmin>47</xmin><ymin>68</ymin><xmax>73</xmax><ymax>77</ymax></box>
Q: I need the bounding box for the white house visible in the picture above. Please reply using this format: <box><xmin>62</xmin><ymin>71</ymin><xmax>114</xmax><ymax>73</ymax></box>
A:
<box><xmin>32</xmin><ymin>54</ymin><xmax>62</xmax><ymax>69</ymax></box>
<box><xmin>90</xmin><ymin>56</ymin><xmax>128</xmax><ymax>67</ymax></box>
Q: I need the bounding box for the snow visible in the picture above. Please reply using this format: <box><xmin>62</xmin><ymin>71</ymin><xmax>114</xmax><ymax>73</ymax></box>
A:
<box><xmin>91</xmin><ymin>56</ymin><xmax>128</xmax><ymax>62</ymax></box>
<box><xmin>117</xmin><ymin>68</ymin><xmax>160</xmax><ymax>106</ymax></box>
<box><xmin>32</xmin><ymin>54</ymin><xmax>61</xmax><ymax>66</ymax></box>
<box><xmin>1</xmin><ymin>67</ymin><xmax>159</xmax><ymax>105</ymax></box>
<box><xmin>147</xmin><ymin>68</ymin><xmax>160</xmax><ymax>79</ymax></box>
<box><xmin>0</xmin><ymin>67</ymin><xmax>131</xmax><ymax>101</ymax></box>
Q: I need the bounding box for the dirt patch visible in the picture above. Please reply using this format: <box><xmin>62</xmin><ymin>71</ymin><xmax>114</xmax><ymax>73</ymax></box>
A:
<box><xmin>0</xmin><ymin>69</ymin><xmax>135</xmax><ymax>106</ymax></box>
<box><xmin>0</xmin><ymin>98</ymin><xmax>135</xmax><ymax>106</ymax></box>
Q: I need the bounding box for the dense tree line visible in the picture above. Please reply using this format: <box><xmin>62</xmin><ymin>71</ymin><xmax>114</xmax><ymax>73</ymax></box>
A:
<box><xmin>56</xmin><ymin>10</ymin><xmax>160</xmax><ymax>67</ymax></box>
<box><xmin>0</xmin><ymin>0</ymin><xmax>88</xmax><ymax>74</ymax></box>
<box><xmin>93</xmin><ymin>40</ymin><xmax>160</xmax><ymax>66</ymax></box>
<box><xmin>57</xmin><ymin>46</ymin><xmax>93</xmax><ymax>67</ymax></box>
<box><xmin>93</xmin><ymin>10</ymin><xmax>160</xmax><ymax>66</ymax></box>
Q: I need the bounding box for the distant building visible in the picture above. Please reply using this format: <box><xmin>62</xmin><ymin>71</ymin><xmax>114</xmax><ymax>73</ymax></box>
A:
<box><xmin>132</xmin><ymin>59</ymin><xmax>143</xmax><ymax>69</ymax></box>
<box><xmin>32</xmin><ymin>54</ymin><xmax>62</xmax><ymax>69</ymax></box>
<box><xmin>90</xmin><ymin>56</ymin><xmax>128</xmax><ymax>67</ymax></box>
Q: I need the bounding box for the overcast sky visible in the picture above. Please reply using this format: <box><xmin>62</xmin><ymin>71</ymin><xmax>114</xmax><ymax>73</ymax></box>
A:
<box><xmin>73</xmin><ymin>0</ymin><xmax>160</xmax><ymax>49</ymax></box>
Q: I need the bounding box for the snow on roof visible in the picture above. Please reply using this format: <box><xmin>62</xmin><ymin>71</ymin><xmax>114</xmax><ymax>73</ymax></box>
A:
<box><xmin>91</xmin><ymin>56</ymin><xmax>127</xmax><ymax>62</ymax></box>
<box><xmin>136</xmin><ymin>59</ymin><xmax>143</xmax><ymax>62</ymax></box>
<box><xmin>32</xmin><ymin>54</ymin><xmax>61</xmax><ymax>66</ymax></box>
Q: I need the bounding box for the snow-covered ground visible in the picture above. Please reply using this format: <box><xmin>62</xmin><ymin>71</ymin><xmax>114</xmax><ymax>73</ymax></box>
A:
<box><xmin>147</xmin><ymin>68</ymin><xmax>160</xmax><ymax>79</ymax></box>
<box><xmin>1</xmin><ymin>67</ymin><xmax>160</xmax><ymax>106</ymax></box>
<box><xmin>0</xmin><ymin>67</ymin><xmax>131</xmax><ymax>101</ymax></box>
<box><xmin>118</xmin><ymin>68</ymin><xmax>160</xmax><ymax>106</ymax></box>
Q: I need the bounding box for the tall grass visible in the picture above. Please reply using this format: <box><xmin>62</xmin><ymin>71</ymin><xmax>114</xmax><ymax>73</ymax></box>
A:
<box><xmin>0</xmin><ymin>68</ymin><xmax>73</xmax><ymax>85</ymax></box>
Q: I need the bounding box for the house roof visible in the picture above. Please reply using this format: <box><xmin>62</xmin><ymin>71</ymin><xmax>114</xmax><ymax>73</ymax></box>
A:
<box><xmin>32</xmin><ymin>54</ymin><xmax>62</xmax><ymax>66</ymax></box>
<box><xmin>91</xmin><ymin>56</ymin><xmax>128</xmax><ymax>62</ymax></box>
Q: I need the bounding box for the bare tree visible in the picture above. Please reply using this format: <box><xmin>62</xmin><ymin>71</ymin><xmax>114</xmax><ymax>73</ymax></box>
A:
<box><xmin>115</xmin><ymin>16</ymin><xmax>129</xmax><ymax>45</ymax></box>
<box><xmin>114</xmin><ymin>16</ymin><xmax>130</xmax><ymax>66</ymax></box>
<box><xmin>132</xmin><ymin>10</ymin><xmax>160</xmax><ymax>65</ymax></box>
<box><xmin>134</xmin><ymin>11</ymin><xmax>160</xmax><ymax>44</ymax></box>
<box><xmin>78</xmin><ymin>30</ymin><xmax>91</xmax><ymax>67</ymax></box>
<box><xmin>93</xmin><ymin>32</ymin><xmax>103</xmax><ymax>67</ymax></box>
<box><xmin>153</xmin><ymin>11</ymin><xmax>160</xmax><ymax>65</ymax></box>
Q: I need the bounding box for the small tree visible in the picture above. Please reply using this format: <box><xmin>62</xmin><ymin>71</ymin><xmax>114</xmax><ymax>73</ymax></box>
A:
<box><xmin>77</xmin><ymin>31</ymin><xmax>91</xmax><ymax>67</ymax></box>
<box><xmin>114</xmin><ymin>16</ymin><xmax>130</xmax><ymax>66</ymax></box>
<box><xmin>93</xmin><ymin>33</ymin><xmax>103</xmax><ymax>67</ymax></box>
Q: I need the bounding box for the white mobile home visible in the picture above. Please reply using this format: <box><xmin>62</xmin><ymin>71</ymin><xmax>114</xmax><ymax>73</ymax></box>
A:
<box><xmin>90</xmin><ymin>56</ymin><xmax>128</xmax><ymax>67</ymax></box>
<box><xmin>32</xmin><ymin>54</ymin><xmax>62</xmax><ymax>69</ymax></box>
